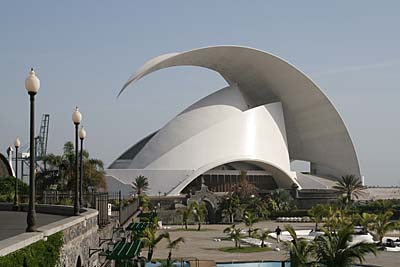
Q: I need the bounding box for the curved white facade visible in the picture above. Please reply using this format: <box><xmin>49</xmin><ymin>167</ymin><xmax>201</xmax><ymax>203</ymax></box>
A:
<box><xmin>107</xmin><ymin>46</ymin><xmax>360</xmax><ymax>196</ymax></box>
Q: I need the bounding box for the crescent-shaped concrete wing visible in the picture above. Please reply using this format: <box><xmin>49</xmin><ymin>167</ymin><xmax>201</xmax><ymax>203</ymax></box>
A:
<box><xmin>118</xmin><ymin>46</ymin><xmax>360</xmax><ymax>181</ymax></box>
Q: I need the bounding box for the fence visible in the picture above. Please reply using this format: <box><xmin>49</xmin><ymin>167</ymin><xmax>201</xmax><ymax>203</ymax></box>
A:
<box><xmin>119</xmin><ymin>194</ymin><xmax>140</xmax><ymax>225</ymax></box>
<box><xmin>19</xmin><ymin>191</ymin><xmax>139</xmax><ymax>228</ymax></box>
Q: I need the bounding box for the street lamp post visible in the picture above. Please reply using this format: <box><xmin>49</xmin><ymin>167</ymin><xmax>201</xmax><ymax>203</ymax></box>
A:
<box><xmin>14</xmin><ymin>137</ymin><xmax>21</xmax><ymax>210</ymax></box>
<box><xmin>72</xmin><ymin>107</ymin><xmax>82</xmax><ymax>215</ymax></box>
<box><xmin>25</xmin><ymin>68</ymin><xmax>40</xmax><ymax>232</ymax></box>
<box><xmin>79</xmin><ymin>127</ymin><xmax>86</xmax><ymax>206</ymax></box>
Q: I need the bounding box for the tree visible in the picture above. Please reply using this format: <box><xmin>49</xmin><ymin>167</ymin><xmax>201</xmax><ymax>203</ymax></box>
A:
<box><xmin>370</xmin><ymin>211</ymin><xmax>398</xmax><ymax>243</ymax></box>
<box><xmin>177</xmin><ymin>207</ymin><xmax>191</xmax><ymax>230</ymax></box>
<box><xmin>223</xmin><ymin>224</ymin><xmax>243</xmax><ymax>248</ymax></box>
<box><xmin>333</xmin><ymin>175</ymin><xmax>365</xmax><ymax>205</ymax></box>
<box><xmin>315</xmin><ymin>225</ymin><xmax>377</xmax><ymax>267</ymax></box>
<box><xmin>219</xmin><ymin>194</ymin><xmax>241</xmax><ymax>223</ymax></box>
<box><xmin>37</xmin><ymin>142</ymin><xmax>106</xmax><ymax>192</ymax></box>
<box><xmin>246</xmin><ymin>196</ymin><xmax>270</xmax><ymax>219</ymax></box>
<box><xmin>132</xmin><ymin>175</ymin><xmax>150</xmax><ymax>196</ymax></box>
<box><xmin>284</xmin><ymin>225</ymin><xmax>315</xmax><ymax>267</ymax></box>
<box><xmin>232</xmin><ymin>170</ymin><xmax>258</xmax><ymax>199</ymax></box>
<box><xmin>190</xmin><ymin>201</ymin><xmax>208</xmax><ymax>231</ymax></box>
<box><xmin>141</xmin><ymin>228</ymin><xmax>168</xmax><ymax>261</ymax></box>
<box><xmin>323</xmin><ymin>208</ymin><xmax>354</xmax><ymax>233</ymax></box>
<box><xmin>268</xmin><ymin>189</ymin><xmax>295</xmax><ymax>211</ymax></box>
<box><xmin>309</xmin><ymin>204</ymin><xmax>329</xmax><ymax>231</ymax></box>
<box><xmin>256</xmin><ymin>229</ymin><xmax>271</xmax><ymax>247</ymax></box>
<box><xmin>0</xmin><ymin>176</ymin><xmax>29</xmax><ymax>202</ymax></box>
<box><xmin>165</xmin><ymin>232</ymin><xmax>185</xmax><ymax>265</ymax></box>
<box><xmin>358</xmin><ymin>213</ymin><xmax>377</xmax><ymax>235</ymax></box>
<box><xmin>243</xmin><ymin>211</ymin><xmax>259</xmax><ymax>237</ymax></box>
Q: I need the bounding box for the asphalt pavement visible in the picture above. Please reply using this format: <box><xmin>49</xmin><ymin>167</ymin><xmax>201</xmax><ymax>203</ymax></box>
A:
<box><xmin>0</xmin><ymin>211</ymin><xmax>67</xmax><ymax>241</ymax></box>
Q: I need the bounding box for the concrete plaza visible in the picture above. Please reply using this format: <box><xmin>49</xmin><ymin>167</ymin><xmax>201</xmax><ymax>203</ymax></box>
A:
<box><xmin>151</xmin><ymin>222</ymin><xmax>400</xmax><ymax>267</ymax></box>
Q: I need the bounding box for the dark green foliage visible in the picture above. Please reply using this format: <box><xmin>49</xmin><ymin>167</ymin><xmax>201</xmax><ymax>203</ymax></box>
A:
<box><xmin>315</xmin><ymin>226</ymin><xmax>377</xmax><ymax>267</ymax></box>
<box><xmin>284</xmin><ymin>226</ymin><xmax>315</xmax><ymax>267</ymax></box>
<box><xmin>351</xmin><ymin>199</ymin><xmax>400</xmax><ymax>219</ymax></box>
<box><xmin>37</xmin><ymin>141</ymin><xmax>106</xmax><ymax>192</ymax></box>
<box><xmin>218</xmin><ymin>194</ymin><xmax>242</xmax><ymax>223</ymax></box>
<box><xmin>270</xmin><ymin>209</ymin><xmax>309</xmax><ymax>219</ymax></box>
<box><xmin>132</xmin><ymin>175</ymin><xmax>150</xmax><ymax>196</ymax></box>
<box><xmin>0</xmin><ymin>176</ymin><xmax>29</xmax><ymax>202</ymax></box>
<box><xmin>223</xmin><ymin>224</ymin><xmax>243</xmax><ymax>247</ymax></box>
<box><xmin>243</xmin><ymin>210</ymin><xmax>259</xmax><ymax>237</ymax></box>
<box><xmin>189</xmin><ymin>201</ymin><xmax>208</xmax><ymax>231</ymax></box>
<box><xmin>0</xmin><ymin>232</ymin><xmax>64</xmax><ymax>267</ymax></box>
<box><xmin>244</xmin><ymin>195</ymin><xmax>270</xmax><ymax>219</ymax></box>
<box><xmin>0</xmin><ymin>176</ymin><xmax>29</xmax><ymax>195</ymax></box>
<box><xmin>333</xmin><ymin>175</ymin><xmax>365</xmax><ymax>205</ymax></box>
<box><xmin>266</xmin><ymin>189</ymin><xmax>296</xmax><ymax>211</ymax></box>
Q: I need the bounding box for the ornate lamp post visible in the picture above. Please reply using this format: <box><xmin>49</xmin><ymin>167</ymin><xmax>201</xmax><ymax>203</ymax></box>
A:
<box><xmin>72</xmin><ymin>107</ymin><xmax>82</xmax><ymax>215</ymax></box>
<box><xmin>79</xmin><ymin>127</ymin><xmax>86</xmax><ymax>206</ymax></box>
<box><xmin>25</xmin><ymin>68</ymin><xmax>40</xmax><ymax>232</ymax></box>
<box><xmin>13</xmin><ymin>137</ymin><xmax>21</xmax><ymax>210</ymax></box>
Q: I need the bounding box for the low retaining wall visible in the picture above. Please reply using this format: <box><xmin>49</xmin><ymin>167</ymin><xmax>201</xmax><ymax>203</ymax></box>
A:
<box><xmin>0</xmin><ymin>206</ymin><xmax>115</xmax><ymax>267</ymax></box>
<box><xmin>0</xmin><ymin>202</ymin><xmax>86</xmax><ymax>216</ymax></box>
<box><xmin>57</xmin><ymin>210</ymin><xmax>99</xmax><ymax>267</ymax></box>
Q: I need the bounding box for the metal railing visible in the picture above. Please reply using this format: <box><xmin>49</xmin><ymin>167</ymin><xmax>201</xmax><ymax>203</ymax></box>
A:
<box><xmin>18</xmin><ymin>191</ymin><xmax>138</xmax><ymax>228</ymax></box>
<box><xmin>119</xmin><ymin>195</ymin><xmax>139</xmax><ymax>225</ymax></box>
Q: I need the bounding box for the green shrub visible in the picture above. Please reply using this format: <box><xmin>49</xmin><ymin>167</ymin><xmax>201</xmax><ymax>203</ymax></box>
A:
<box><xmin>270</xmin><ymin>209</ymin><xmax>309</xmax><ymax>219</ymax></box>
<box><xmin>57</xmin><ymin>198</ymin><xmax>73</xmax><ymax>206</ymax></box>
<box><xmin>0</xmin><ymin>176</ymin><xmax>29</xmax><ymax>195</ymax></box>
<box><xmin>351</xmin><ymin>200</ymin><xmax>400</xmax><ymax>219</ymax></box>
<box><xmin>0</xmin><ymin>232</ymin><xmax>64</xmax><ymax>267</ymax></box>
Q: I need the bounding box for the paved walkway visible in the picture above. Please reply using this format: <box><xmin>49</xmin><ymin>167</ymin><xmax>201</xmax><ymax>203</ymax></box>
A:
<box><xmin>0</xmin><ymin>211</ymin><xmax>67</xmax><ymax>241</ymax></box>
<box><xmin>151</xmin><ymin>222</ymin><xmax>400</xmax><ymax>267</ymax></box>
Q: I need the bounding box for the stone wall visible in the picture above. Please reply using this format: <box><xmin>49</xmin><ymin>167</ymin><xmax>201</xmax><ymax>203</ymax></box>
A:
<box><xmin>0</xmin><ymin>205</ymin><xmax>119</xmax><ymax>267</ymax></box>
<box><xmin>149</xmin><ymin>195</ymin><xmax>187</xmax><ymax>210</ymax></box>
<box><xmin>58</xmin><ymin>213</ymin><xmax>118</xmax><ymax>267</ymax></box>
<box><xmin>58</xmin><ymin>215</ymin><xmax>98</xmax><ymax>267</ymax></box>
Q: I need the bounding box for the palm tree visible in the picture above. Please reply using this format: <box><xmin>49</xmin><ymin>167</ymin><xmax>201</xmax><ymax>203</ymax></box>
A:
<box><xmin>141</xmin><ymin>228</ymin><xmax>168</xmax><ymax>261</ymax></box>
<box><xmin>315</xmin><ymin>225</ymin><xmax>377</xmax><ymax>267</ymax></box>
<box><xmin>370</xmin><ymin>211</ymin><xmax>398</xmax><ymax>243</ymax></box>
<box><xmin>323</xmin><ymin>208</ymin><xmax>354</xmax><ymax>233</ymax></box>
<box><xmin>358</xmin><ymin>212</ymin><xmax>377</xmax><ymax>234</ymax></box>
<box><xmin>268</xmin><ymin>189</ymin><xmax>295</xmax><ymax>211</ymax></box>
<box><xmin>190</xmin><ymin>201</ymin><xmax>208</xmax><ymax>231</ymax></box>
<box><xmin>37</xmin><ymin>141</ymin><xmax>106</xmax><ymax>192</ymax></box>
<box><xmin>165</xmin><ymin>232</ymin><xmax>185</xmax><ymax>265</ymax></box>
<box><xmin>223</xmin><ymin>224</ymin><xmax>243</xmax><ymax>248</ymax></box>
<box><xmin>333</xmin><ymin>175</ymin><xmax>365</xmax><ymax>204</ymax></box>
<box><xmin>132</xmin><ymin>175</ymin><xmax>150</xmax><ymax>196</ymax></box>
<box><xmin>177</xmin><ymin>207</ymin><xmax>191</xmax><ymax>230</ymax></box>
<box><xmin>219</xmin><ymin>194</ymin><xmax>241</xmax><ymax>223</ymax></box>
<box><xmin>243</xmin><ymin>211</ymin><xmax>258</xmax><ymax>237</ymax></box>
<box><xmin>256</xmin><ymin>229</ymin><xmax>271</xmax><ymax>247</ymax></box>
<box><xmin>284</xmin><ymin>226</ymin><xmax>314</xmax><ymax>267</ymax></box>
<box><xmin>309</xmin><ymin>204</ymin><xmax>329</xmax><ymax>231</ymax></box>
<box><xmin>246</xmin><ymin>196</ymin><xmax>270</xmax><ymax>219</ymax></box>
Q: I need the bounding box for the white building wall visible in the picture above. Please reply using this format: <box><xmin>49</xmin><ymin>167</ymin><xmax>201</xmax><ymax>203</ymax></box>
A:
<box><xmin>107</xmin><ymin>102</ymin><xmax>298</xmax><ymax>196</ymax></box>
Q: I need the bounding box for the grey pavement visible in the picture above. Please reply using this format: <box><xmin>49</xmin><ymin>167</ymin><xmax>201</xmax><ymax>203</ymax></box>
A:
<box><xmin>0</xmin><ymin>211</ymin><xmax>67</xmax><ymax>241</ymax></box>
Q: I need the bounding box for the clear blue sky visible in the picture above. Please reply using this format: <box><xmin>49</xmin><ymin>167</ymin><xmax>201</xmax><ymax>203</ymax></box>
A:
<box><xmin>1</xmin><ymin>1</ymin><xmax>399</xmax><ymax>185</ymax></box>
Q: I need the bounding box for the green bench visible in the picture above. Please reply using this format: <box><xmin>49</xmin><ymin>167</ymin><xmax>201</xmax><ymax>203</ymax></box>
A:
<box><xmin>102</xmin><ymin>239</ymin><xmax>142</xmax><ymax>260</ymax></box>
<box><xmin>126</xmin><ymin>222</ymin><xmax>150</xmax><ymax>232</ymax></box>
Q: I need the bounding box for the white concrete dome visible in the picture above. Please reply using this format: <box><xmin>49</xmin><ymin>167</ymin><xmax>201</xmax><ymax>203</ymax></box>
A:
<box><xmin>107</xmin><ymin>46</ymin><xmax>360</xmax><ymax>196</ymax></box>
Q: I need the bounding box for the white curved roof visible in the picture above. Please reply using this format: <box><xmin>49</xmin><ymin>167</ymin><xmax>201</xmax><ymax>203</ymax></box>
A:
<box><xmin>116</xmin><ymin>46</ymin><xmax>360</xmax><ymax>179</ymax></box>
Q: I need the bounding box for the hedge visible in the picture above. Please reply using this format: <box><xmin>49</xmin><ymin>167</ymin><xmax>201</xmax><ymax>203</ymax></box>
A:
<box><xmin>0</xmin><ymin>232</ymin><xmax>63</xmax><ymax>267</ymax></box>
<box><xmin>270</xmin><ymin>209</ymin><xmax>310</xmax><ymax>219</ymax></box>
